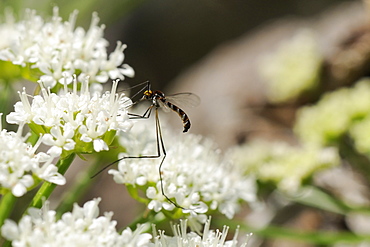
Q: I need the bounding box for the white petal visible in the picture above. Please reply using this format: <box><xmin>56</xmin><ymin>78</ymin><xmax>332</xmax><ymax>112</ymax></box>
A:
<box><xmin>1</xmin><ymin>220</ymin><xmax>19</xmax><ymax>241</ymax></box>
<box><xmin>93</xmin><ymin>139</ymin><xmax>108</xmax><ymax>152</ymax></box>
<box><xmin>40</xmin><ymin>75</ymin><xmax>57</xmax><ymax>88</ymax></box>
<box><xmin>0</xmin><ymin>49</ymin><xmax>15</xmax><ymax>61</ymax></box>
<box><xmin>63</xmin><ymin>140</ymin><xmax>76</xmax><ymax>150</ymax></box>
<box><xmin>136</xmin><ymin>176</ymin><xmax>147</xmax><ymax>186</ymax></box>
<box><xmin>39</xmin><ymin>165</ymin><xmax>66</xmax><ymax>185</ymax></box>
<box><xmin>45</xmin><ymin>173</ymin><xmax>66</xmax><ymax>185</ymax></box>
<box><xmin>146</xmin><ymin>187</ymin><xmax>157</xmax><ymax>199</ymax></box>
<box><xmin>12</xmin><ymin>183</ymin><xmax>27</xmax><ymax>197</ymax></box>
<box><xmin>120</xmin><ymin>64</ymin><xmax>135</xmax><ymax>77</ymax></box>
<box><xmin>47</xmin><ymin>146</ymin><xmax>63</xmax><ymax>156</ymax></box>
<box><xmin>82</xmin><ymin>198</ymin><xmax>101</xmax><ymax>219</ymax></box>
<box><xmin>80</xmin><ymin>134</ymin><xmax>92</xmax><ymax>143</ymax></box>
<box><xmin>42</xmin><ymin>134</ymin><xmax>56</xmax><ymax>146</ymax></box>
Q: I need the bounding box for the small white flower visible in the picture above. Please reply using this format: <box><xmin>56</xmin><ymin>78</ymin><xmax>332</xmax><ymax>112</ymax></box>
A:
<box><xmin>0</xmin><ymin>7</ymin><xmax>134</xmax><ymax>87</ymax></box>
<box><xmin>109</xmin><ymin>123</ymin><xmax>256</xmax><ymax>220</ymax></box>
<box><xmin>96</xmin><ymin>41</ymin><xmax>135</xmax><ymax>82</ymax></box>
<box><xmin>11</xmin><ymin>175</ymin><xmax>34</xmax><ymax>197</ymax></box>
<box><xmin>93</xmin><ymin>138</ymin><xmax>109</xmax><ymax>152</ymax></box>
<box><xmin>152</xmin><ymin>217</ymin><xmax>251</xmax><ymax>247</ymax></box>
<box><xmin>33</xmin><ymin>158</ymin><xmax>66</xmax><ymax>186</ymax></box>
<box><xmin>7</xmin><ymin>77</ymin><xmax>133</xmax><ymax>154</ymax></box>
<box><xmin>42</xmin><ymin>124</ymin><xmax>76</xmax><ymax>151</ymax></box>
<box><xmin>0</xmin><ymin>124</ymin><xmax>65</xmax><ymax>197</ymax></box>
<box><xmin>1</xmin><ymin>200</ymin><xmax>251</xmax><ymax>247</ymax></box>
<box><xmin>1</xmin><ymin>198</ymin><xmax>152</xmax><ymax>246</ymax></box>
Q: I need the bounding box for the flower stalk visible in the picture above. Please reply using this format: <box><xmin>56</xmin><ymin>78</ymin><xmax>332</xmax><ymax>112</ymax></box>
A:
<box><xmin>0</xmin><ymin>193</ymin><xmax>16</xmax><ymax>229</ymax></box>
<box><xmin>55</xmin><ymin>155</ymin><xmax>108</xmax><ymax>218</ymax></box>
<box><xmin>31</xmin><ymin>153</ymin><xmax>76</xmax><ymax>209</ymax></box>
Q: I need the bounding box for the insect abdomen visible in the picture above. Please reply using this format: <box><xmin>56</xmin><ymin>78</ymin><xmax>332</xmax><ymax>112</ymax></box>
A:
<box><xmin>164</xmin><ymin>100</ymin><xmax>191</xmax><ymax>133</ymax></box>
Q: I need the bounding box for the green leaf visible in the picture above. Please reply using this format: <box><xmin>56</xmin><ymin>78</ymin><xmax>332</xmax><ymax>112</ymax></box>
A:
<box><xmin>288</xmin><ymin>186</ymin><xmax>351</xmax><ymax>215</ymax></box>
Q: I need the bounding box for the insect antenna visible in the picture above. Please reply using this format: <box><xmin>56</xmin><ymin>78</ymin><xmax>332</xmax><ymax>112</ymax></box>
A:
<box><xmin>119</xmin><ymin>80</ymin><xmax>151</xmax><ymax>106</ymax></box>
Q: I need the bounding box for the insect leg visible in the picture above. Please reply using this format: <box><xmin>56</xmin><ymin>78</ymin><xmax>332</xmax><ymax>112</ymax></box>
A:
<box><xmin>154</xmin><ymin>108</ymin><xmax>185</xmax><ymax>209</ymax></box>
<box><xmin>91</xmin><ymin>106</ymin><xmax>155</xmax><ymax>178</ymax></box>
<box><xmin>92</xmin><ymin>101</ymin><xmax>185</xmax><ymax>209</ymax></box>
<box><xmin>128</xmin><ymin>104</ymin><xmax>154</xmax><ymax>119</ymax></box>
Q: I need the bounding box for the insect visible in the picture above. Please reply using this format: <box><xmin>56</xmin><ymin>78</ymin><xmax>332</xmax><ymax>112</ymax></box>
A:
<box><xmin>93</xmin><ymin>81</ymin><xmax>200</xmax><ymax>209</ymax></box>
<box><xmin>134</xmin><ymin>86</ymin><xmax>200</xmax><ymax>132</ymax></box>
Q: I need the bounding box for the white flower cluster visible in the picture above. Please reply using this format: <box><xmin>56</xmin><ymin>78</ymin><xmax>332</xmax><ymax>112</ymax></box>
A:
<box><xmin>7</xmin><ymin>78</ymin><xmax>133</xmax><ymax>155</ymax></box>
<box><xmin>1</xmin><ymin>198</ymin><xmax>152</xmax><ymax>247</ymax></box>
<box><xmin>230</xmin><ymin>139</ymin><xmax>340</xmax><ymax>193</ymax></box>
<box><xmin>0</xmin><ymin>7</ymin><xmax>134</xmax><ymax>88</ymax></box>
<box><xmin>109</xmin><ymin>124</ymin><xmax>256</xmax><ymax>220</ymax></box>
<box><xmin>294</xmin><ymin>78</ymin><xmax>370</xmax><ymax>148</ymax></box>
<box><xmin>1</xmin><ymin>198</ymin><xmax>251</xmax><ymax>247</ymax></box>
<box><xmin>259</xmin><ymin>29</ymin><xmax>322</xmax><ymax>103</ymax></box>
<box><xmin>0</xmin><ymin>124</ymin><xmax>65</xmax><ymax>197</ymax></box>
<box><xmin>152</xmin><ymin>218</ymin><xmax>251</xmax><ymax>247</ymax></box>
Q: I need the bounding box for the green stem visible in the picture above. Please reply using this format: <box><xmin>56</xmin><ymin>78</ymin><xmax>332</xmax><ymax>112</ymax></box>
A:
<box><xmin>55</xmin><ymin>157</ymin><xmax>103</xmax><ymax>218</ymax></box>
<box><xmin>0</xmin><ymin>192</ymin><xmax>17</xmax><ymax>245</ymax></box>
<box><xmin>31</xmin><ymin>153</ymin><xmax>76</xmax><ymax>209</ymax></box>
<box><xmin>216</xmin><ymin>218</ymin><xmax>370</xmax><ymax>245</ymax></box>
<box><xmin>339</xmin><ymin>136</ymin><xmax>370</xmax><ymax>184</ymax></box>
<box><xmin>0</xmin><ymin>80</ymin><xmax>13</xmax><ymax>131</ymax></box>
<box><xmin>26</xmin><ymin>130</ymin><xmax>40</xmax><ymax>146</ymax></box>
<box><xmin>0</xmin><ymin>192</ymin><xmax>17</xmax><ymax>227</ymax></box>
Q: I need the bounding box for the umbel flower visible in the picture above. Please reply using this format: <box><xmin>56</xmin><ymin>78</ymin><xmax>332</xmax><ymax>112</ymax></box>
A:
<box><xmin>1</xmin><ymin>198</ymin><xmax>152</xmax><ymax>247</ymax></box>
<box><xmin>1</xmin><ymin>198</ymin><xmax>250</xmax><ymax>247</ymax></box>
<box><xmin>152</xmin><ymin>217</ymin><xmax>251</xmax><ymax>247</ymax></box>
<box><xmin>0</xmin><ymin>121</ymin><xmax>65</xmax><ymax>197</ymax></box>
<box><xmin>294</xmin><ymin>78</ymin><xmax>370</xmax><ymax>148</ymax></box>
<box><xmin>109</xmin><ymin>123</ymin><xmax>256</xmax><ymax>221</ymax></box>
<box><xmin>259</xmin><ymin>29</ymin><xmax>322</xmax><ymax>103</ymax></box>
<box><xmin>6</xmin><ymin>77</ymin><xmax>133</xmax><ymax>157</ymax></box>
<box><xmin>229</xmin><ymin>139</ymin><xmax>340</xmax><ymax>193</ymax></box>
<box><xmin>0</xmin><ymin>7</ymin><xmax>134</xmax><ymax>88</ymax></box>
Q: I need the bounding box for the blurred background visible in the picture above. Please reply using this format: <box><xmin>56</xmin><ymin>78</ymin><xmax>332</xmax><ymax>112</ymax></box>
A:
<box><xmin>2</xmin><ymin>0</ymin><xmax>369</xmax><ymax>246</ymax></box>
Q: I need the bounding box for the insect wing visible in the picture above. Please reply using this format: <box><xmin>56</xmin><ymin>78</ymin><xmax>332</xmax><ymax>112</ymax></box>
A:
<box><xmin>165</xmin><ymin>92</ymin><xmax>200</xmax><ymax>108</ymax></box>
<box><xmin>157</xmin><ymin>99</ymin><xmax>172</xmax><ymax>113</ymax></box>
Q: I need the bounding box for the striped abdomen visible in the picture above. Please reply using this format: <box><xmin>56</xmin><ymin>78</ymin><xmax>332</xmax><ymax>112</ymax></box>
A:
<box><xmin>161</xmin><ymin>99</ymin><xmax>191</xmax><ymax>133</ymax></box>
